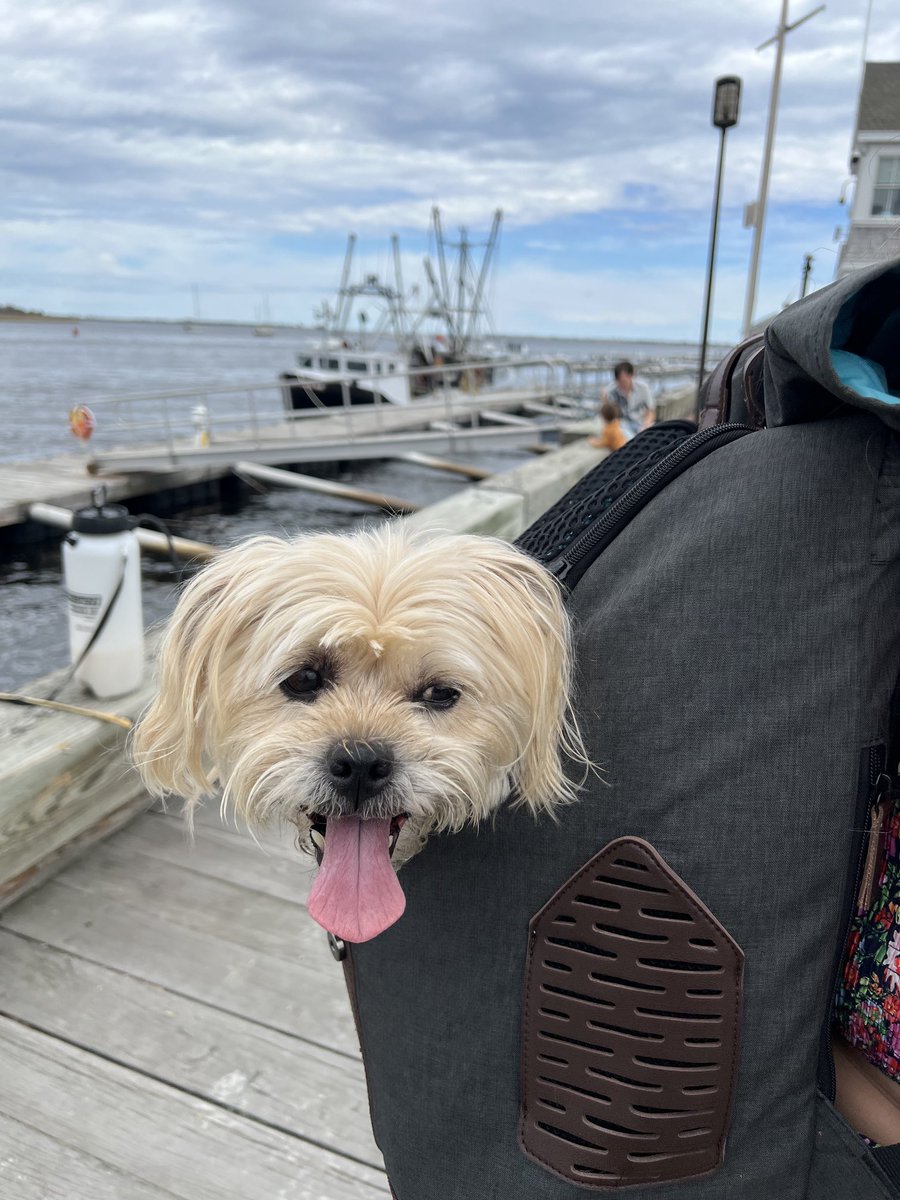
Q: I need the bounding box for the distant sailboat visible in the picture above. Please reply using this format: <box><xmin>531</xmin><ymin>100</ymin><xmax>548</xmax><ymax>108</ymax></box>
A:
<box><xmin>253</xmin><ymin>295</ymin><xmax>274</xmax><ymax>337</ymax></box>
<box><xmin>184</xmin><ymin>284</ymin><xmax>202</xmax><ymax>332</ymax></box>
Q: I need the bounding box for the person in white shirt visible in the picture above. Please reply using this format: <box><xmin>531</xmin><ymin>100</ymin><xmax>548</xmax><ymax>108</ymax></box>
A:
<box><xmin>602</xmin><ymin>361</ymin><xmax>655</xmax><ymax>434</ymax></box>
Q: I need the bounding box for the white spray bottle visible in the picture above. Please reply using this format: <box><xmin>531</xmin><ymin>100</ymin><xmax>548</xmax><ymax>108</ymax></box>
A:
<box><xmin>62</xmin><ymin>488</ymin><xmax>144</xmax><ymax>698</ymax></box>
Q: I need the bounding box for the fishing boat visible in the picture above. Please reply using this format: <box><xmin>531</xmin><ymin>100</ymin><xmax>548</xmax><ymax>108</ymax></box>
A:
<box><xmin>280</xmin><ymin>208</ymin><xmax>506</xmax><ymax>415</ymax></box>
<box><xmin>280</xmin><ymin>342</ymin><xmax>412</xmax><ymax>409</ymax></box>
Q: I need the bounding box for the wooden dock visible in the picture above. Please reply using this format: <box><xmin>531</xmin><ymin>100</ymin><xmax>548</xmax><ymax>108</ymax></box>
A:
<box><xmin>0</xmin><ymin>799</ymin><xmax>389</xmax><ymax>1199</ymax></box>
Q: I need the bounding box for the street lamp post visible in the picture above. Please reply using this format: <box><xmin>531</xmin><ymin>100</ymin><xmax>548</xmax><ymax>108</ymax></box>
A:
<box><xmin>697</xmin><ymin>76</ymin><xmax>742</xmax><ymax>404</ymax></box>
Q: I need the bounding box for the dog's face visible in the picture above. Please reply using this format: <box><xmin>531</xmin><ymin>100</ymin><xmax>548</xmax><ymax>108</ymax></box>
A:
<box><xmin>133</xmin><ymin>526</ymin><xmax>584</xmax><ymax>942</ymax></box>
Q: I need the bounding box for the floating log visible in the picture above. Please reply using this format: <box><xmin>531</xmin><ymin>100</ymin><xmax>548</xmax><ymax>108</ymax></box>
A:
<box><xmin>234</xmin><ymin>461</ymin><xmax>419</xmax><ymax>515</ymax></box>
<box><xmin>397</xmin><ymin>452</ymin><xmax>491</xmax><ymax>481</ymax></box>
<box><xmin>28</xmin><ymin>503</ymin><xmax>217</xmax><ymax>561</ymax></box>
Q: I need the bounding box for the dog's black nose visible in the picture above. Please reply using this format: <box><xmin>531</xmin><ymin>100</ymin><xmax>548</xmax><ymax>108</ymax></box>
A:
<box><xmin>327</xmin><ymin>741</ymin><xmax>394</xmax><ymax>809</ymax></box>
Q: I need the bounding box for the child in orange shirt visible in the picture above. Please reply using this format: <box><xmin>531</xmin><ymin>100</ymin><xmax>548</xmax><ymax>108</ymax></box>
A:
<box><xmin>588</xmin><ymin>400</ymin><xmax>630</xmax><ymax>452</ymax></box>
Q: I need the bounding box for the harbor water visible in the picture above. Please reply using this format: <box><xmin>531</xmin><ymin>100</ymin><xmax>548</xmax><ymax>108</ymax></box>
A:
<box><xmin>0</xmin><ymin>318</ymin><xmax>706</xmax><ymax>692</ymax></box>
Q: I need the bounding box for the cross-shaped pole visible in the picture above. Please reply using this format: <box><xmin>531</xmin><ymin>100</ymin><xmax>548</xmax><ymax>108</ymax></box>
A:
<box><xmin>741</xmin><ymin>0</ymin><xmax>825</xmax><ymax>337</ymax></box>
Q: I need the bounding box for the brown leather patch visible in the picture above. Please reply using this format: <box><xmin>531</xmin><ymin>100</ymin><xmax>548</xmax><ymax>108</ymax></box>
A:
<box><xmin>520</xmin><ymin>837</ymin><xmax>743</xmax><ymax>1189</ymax></box>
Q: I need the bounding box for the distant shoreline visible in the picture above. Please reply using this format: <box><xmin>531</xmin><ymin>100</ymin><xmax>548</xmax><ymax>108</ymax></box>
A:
<box><xmin>0</xmin><ymin>306</ymin><xmax>721</xmax><ymax>351</ymax></box>
<box><xmin>0</xmin><ymin>306</ymin><xmax>75</xmax><ymax>323</ymax></box>
<box><xmin>0</xmin><ymin>307</ymin><xmax>316</xmax><ymax>332</ymax></box>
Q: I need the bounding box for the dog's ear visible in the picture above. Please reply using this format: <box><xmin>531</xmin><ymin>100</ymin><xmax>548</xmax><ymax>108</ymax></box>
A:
<box><xmin>131</xmin><ymin>536</ymin><xmax>287</xmax><ymax>803</ymax></box>
<box><xmin>463</xmin><ymin>539</ymin><xmax>588</xmax><ymax>814</ymax></box>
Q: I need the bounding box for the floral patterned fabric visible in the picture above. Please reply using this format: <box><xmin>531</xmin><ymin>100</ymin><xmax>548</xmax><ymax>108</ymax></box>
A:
<box><xmin>834</xmin><ymin>798</ymin><xmax>900</xmax><ymax>1077</ymax></box>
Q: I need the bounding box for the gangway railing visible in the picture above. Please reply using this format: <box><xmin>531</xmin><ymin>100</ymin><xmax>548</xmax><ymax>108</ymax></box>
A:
<box><xmin>81</xmin><ymin>356</ymin><xmax>581</xmax><ymax>464</ymax></box>
<box><xmin>80</xmin><ymin>352</ymin><xmax>701</xmax><ymax>471</ymax></box>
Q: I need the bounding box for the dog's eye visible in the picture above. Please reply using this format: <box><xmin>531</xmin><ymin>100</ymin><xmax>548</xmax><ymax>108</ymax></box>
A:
<box><xmin>417</xmin><ymin>683</ymin><xmax>460</xmax><ymax>710</ymax></box>
<box><xmin>280</xmin><ymin>667</ymin><xmax>325</xmax><ymax>701</ymax></box>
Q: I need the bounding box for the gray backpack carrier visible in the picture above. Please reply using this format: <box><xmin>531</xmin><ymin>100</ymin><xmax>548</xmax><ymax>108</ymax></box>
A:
<box><xmin>345</xmin><ymin>258</ymin><xmax>900</xmax><ymax>1198</ymax></box>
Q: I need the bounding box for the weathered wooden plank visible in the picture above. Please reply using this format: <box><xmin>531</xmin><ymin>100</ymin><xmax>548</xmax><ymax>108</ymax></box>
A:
<box><xmin>0</xmin><ymin>878</ymin><xmax>357</xmax><ymax>1055</ymax></box>
<box><xmin>0</xmin><ymin>1017</ymin><xmax>388</xmax><ymax>1199</ymax></box>
<box><xmin>0</xmin><ymin>790</ymin><xmax>152</xmax><ymax>912</ymax></box>
<box><xmin>0</xmin><ymin>645</ymin><xmax>160</xmax><ymax>910</ymax></box>
<box><xmin>115</xmin><ymin>810</ymin><xmax>313</xmax><ymax>904</ymax></box>
<box><xmin>45</xmin><ymin>838</ymin><xmax>321</xmax><ymax>964</ymax></box>
<box><xmin>0</xmin><ymin>930</ymin><xmax>382</xmax><ymax>1169</ymax></box>
<box><xmin>0</xmin><ymin>698</ymin><xmax>148</xmax><ymax>907</ymax></box>
<box><xmin>0</xmin><ymin>1111</ymin><xmax>182</xmax><ymax>1200</ymax></box>
<box><xmin>150</xmin><ymin>796</ymin><xmax>303</xmax><ymax>860</ymax></box>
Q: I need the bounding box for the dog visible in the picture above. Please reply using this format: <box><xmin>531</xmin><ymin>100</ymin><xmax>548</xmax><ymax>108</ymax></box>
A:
<box><xmin>132</xmin><ymin>525</ymin><xmax>587</xmax><ymax>943</ymax></box>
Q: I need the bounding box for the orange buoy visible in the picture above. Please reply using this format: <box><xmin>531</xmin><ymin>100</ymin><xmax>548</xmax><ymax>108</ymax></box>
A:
<box><xmin>68</xmin><ymin>404</ymin><xmax>95</xmax><ymax>440</ymax></box>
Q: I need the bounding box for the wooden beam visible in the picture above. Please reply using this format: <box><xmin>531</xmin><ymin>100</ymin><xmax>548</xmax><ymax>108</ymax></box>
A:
<box><xmin>234</xmin><ymin>461</ymin><xmax>419</xmax><ymax>514</ymax></box>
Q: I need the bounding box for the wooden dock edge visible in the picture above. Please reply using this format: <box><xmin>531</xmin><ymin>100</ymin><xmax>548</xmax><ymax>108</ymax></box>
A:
<box><xmin>0</xmin><ymin>639</ymin><xmax>162</xmax><ymax>912</ymax></box>
<box><xmin>0</xmin><ymin>402</ymin><xmax>695</xmax><ymax>908</ymax></box>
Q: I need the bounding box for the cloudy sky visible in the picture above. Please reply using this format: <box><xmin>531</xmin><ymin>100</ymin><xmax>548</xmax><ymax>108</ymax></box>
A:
<box><xmin>1</xmin><ymin>0</ymin><xmax>898</xmax><ymax>342</ymax></box>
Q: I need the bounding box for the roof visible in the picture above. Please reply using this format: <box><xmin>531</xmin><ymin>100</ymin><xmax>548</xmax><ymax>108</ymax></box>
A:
<box><xmin>857</xmin><ymin>61</ymin><xmax>900</xmax><ymax>131</ymax></box>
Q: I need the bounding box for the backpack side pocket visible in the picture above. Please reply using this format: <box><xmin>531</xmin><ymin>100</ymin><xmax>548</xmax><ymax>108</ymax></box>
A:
<box><xmin>520</xmin><ymin>836</ymin><xmax>744</xmax><ymax>1189</ymax></box>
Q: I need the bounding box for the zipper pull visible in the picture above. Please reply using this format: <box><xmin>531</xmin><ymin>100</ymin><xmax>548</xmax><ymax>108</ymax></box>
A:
<box><xmin>546</xmin><ymin>555</ymin><xmax>573</xmax><ymax>585</ymax></box>
<box><xmin>856</xmin><ymin>775</ymin><xmax>892</xmax><ymax>913</ymax></box>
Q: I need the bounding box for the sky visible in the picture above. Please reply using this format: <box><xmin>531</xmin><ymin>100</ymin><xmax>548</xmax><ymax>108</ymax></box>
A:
<box><xmin>1</xmin><ymin>0</ymin><xmax>898</xmax><ymax>343</ymax></box>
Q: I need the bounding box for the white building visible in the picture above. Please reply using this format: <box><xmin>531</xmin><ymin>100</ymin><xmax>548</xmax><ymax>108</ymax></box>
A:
<box><xmin>836</xmin><ymin>61</ymin><xmax>900</xmax><ymax>277</ymax></box>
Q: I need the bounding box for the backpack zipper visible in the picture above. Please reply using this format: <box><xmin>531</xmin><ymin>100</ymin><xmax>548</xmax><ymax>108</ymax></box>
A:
<box><xmin>547</xmin><ymin>422</ymin><xmax>753</xmax><ymax>587</ymax></box>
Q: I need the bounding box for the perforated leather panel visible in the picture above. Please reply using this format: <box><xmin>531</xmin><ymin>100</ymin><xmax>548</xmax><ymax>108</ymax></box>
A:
<box><xmin>520</xmin><ymin>837</ymin><xmax>743</xmax><ymax>1189</ymax></box>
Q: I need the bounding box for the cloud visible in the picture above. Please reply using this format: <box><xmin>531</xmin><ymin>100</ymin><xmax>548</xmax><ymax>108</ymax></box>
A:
<box><xmin>0</xmin><ymin>0</ymin><xmax>897</xmax><ymax>338</ymax></box>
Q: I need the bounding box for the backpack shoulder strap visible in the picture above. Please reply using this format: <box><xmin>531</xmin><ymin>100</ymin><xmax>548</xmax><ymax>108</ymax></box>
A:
<box><xmin>698</xmin><ymin>333</ymin><xmax>766</xmax><ymax>430</ymax></box>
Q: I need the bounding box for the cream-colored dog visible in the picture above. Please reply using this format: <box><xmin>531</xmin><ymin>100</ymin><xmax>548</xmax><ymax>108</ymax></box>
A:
<box><xmin>133</xmin><ymin>526</ymin><xmax>586</xmax><ymax>943</ymax></box>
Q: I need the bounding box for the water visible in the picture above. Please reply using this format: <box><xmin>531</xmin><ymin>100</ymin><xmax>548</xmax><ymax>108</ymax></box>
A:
<box><xmin>0</xmin><ymin>318</ymin><xmax>707</xmax><ymax>692</ymax></box>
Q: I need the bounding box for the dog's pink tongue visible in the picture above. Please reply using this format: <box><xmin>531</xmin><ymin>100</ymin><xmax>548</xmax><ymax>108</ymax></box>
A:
<box><xmin>307</xmin><ymin>816</ymin><xmax>406</xmax><ymax>943</ymax></box>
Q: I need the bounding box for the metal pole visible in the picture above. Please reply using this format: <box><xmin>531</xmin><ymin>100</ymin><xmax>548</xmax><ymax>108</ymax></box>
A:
<box><xmin>800</xmin><ymin>253</ymin><xmax>813</xmax><ymax>298</ymax></box>
<box><xmin>742</xmin><ymin>1</ymin><xmax>825</xmax><ymax>336</ymax></box>
<box><xmin>743</xmin><ymin>0</ymin><xmax>789</xmax><ymax>337</ymax></box>
<box><xmin>697</xmin><ymin>125</ymin><xmax>729</xmax><ymax>400</ymax></box>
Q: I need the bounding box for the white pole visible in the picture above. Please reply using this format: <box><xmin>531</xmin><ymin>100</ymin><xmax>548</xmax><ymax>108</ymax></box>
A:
<box><xmin>742</xmin><ymin>2</ymin><xmax>825</xmax><ymax>336</ymax></box>
<box><xmin>742</xmin><ymin>0</ymin><xmax>789</xmax><ymax>337</ymax></box>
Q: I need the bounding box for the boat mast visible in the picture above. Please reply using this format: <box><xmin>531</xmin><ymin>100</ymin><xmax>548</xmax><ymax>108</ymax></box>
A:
<box><xmin>391</xmin><ymin>234</ymin><xmax>409</xmax><ymax>346</ymax></box>
<box><xmin>431</xmin><ymin>207</ymin><xmax>459</xmax><ymax>348</ymax></box>
<box><xmin>464</xmin><ymin>209</ymin><xmax>502</xmax><ymax>347</ymax></box>
<box><xmin>456</xmin><ymin>227</ymin><xmax>469</xmax><ymax>358</ymax></box>
<box><xmin>334</xmin><ymin>234</ymin><xmax>357</xmax><ymax>333</ymax></box>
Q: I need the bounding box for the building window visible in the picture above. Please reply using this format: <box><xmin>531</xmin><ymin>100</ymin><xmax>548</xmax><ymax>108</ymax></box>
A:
<box><xmin>872</xmin><ymin>156</ymin><xmax>900</xmax><ymax>217</ymax></box>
